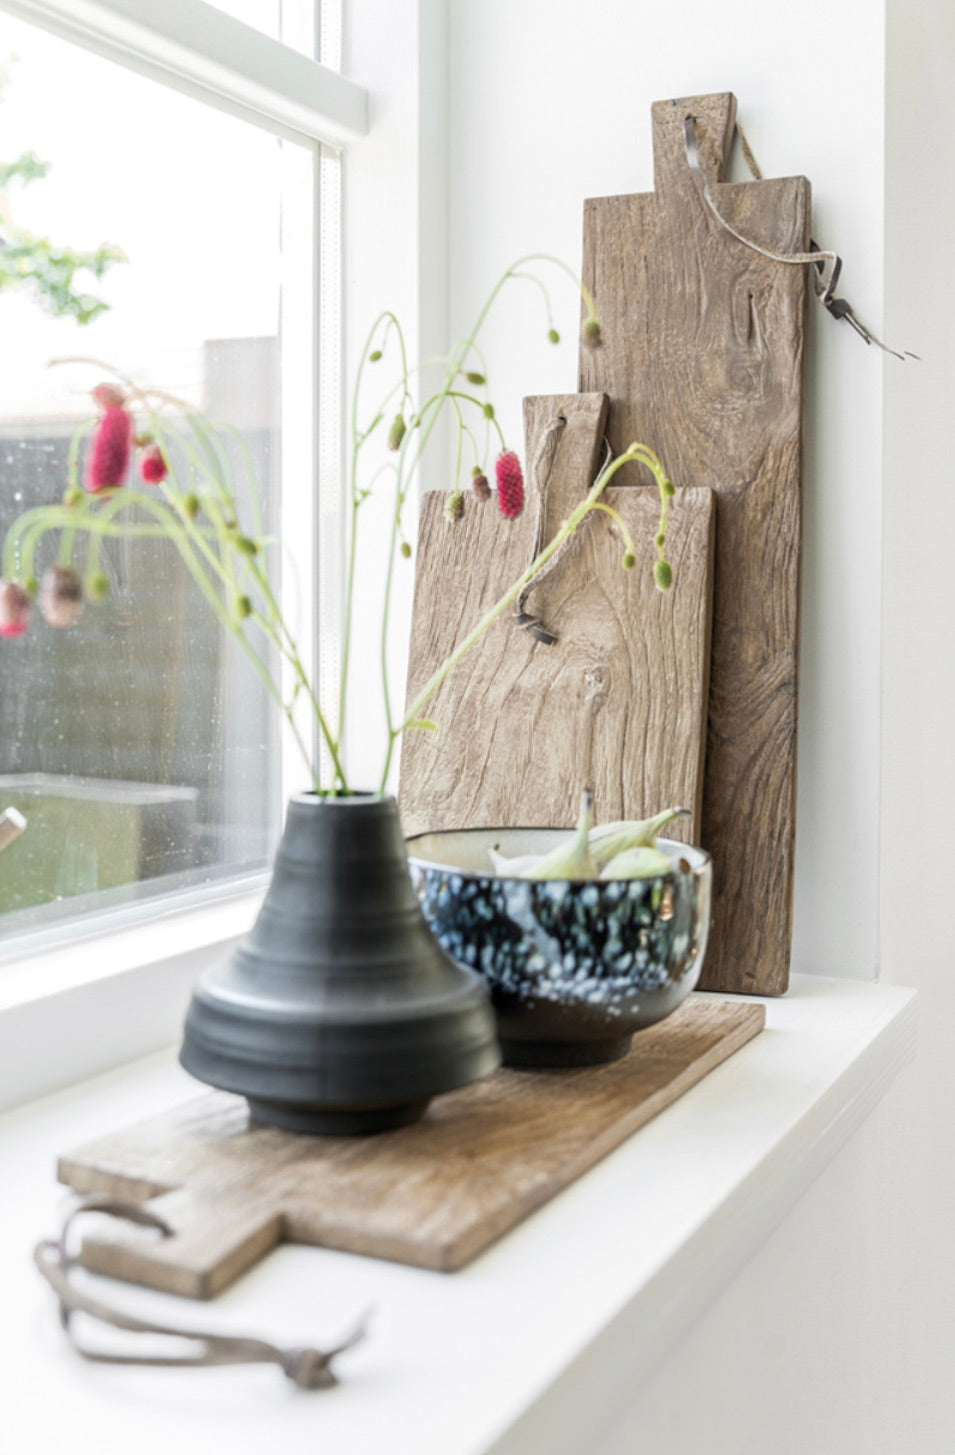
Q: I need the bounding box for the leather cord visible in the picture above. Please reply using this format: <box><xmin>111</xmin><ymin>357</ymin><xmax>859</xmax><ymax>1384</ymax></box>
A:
<box><xmin>684</xmin><ymin>115</ymin><xmax>918</xmax><ymax>361</ymax></box>
<box><xmin>34</xmin><ymin>1196</ymin><xmax>369</xmax><ymax>1389</ymax></box>
<box><xmin>513</xmin><ymin>414</ymin><xmax>567</xmax><ymax>645</ymax></box>
<box><xmin>513</xmin><ymin>426</ymin><xmax>616</xmax><ymax>648</ymax></box>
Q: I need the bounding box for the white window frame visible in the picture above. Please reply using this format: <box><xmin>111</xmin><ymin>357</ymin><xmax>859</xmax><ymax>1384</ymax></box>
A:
<box><xmin>0</xmin><ymin>0</ymin><xmax>438</xmax><ymax>1112</ymax></box>
<box><xmin>0</xmin><ymin>0</ymin><xmax>366</xmax><ymax>143</ymax></box>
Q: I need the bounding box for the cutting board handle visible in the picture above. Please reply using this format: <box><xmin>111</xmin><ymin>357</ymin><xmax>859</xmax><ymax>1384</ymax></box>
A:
<box><xmin>652</xmin><ymin>91</ymin><xmax>737</xmax><ymax>192</ymax></box>
<box><xmin>78</xmin><ymin>1187</ymin><xmax>284</xmax><ymax>1300</ymax></box>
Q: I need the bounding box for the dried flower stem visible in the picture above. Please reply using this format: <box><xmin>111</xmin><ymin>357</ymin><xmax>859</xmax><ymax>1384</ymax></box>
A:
<box><xmin>582</xmin><ymin>501</ymin><xmax>637</xmax><ymax>559</ymax></box>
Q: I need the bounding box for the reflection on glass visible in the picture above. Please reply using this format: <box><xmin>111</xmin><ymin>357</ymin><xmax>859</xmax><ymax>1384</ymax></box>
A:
<box><xmin>0</xmin><ymin>18</ymin><xmax>314</xmax><ymax>936</ymax></box>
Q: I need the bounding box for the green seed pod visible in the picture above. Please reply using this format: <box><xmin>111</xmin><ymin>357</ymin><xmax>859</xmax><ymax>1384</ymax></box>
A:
<box><xmin>236</xmin><ymin>594</ymin><xmax>253</xmax><ymax>619</ymax></box>
<box><xmin>182</xmin><ymin>493</ymin><xmax>201</xmax><ymax>520</ymax></box>
<box><xmin>235</xmin><ymin>535</ymin><xmax>259</xmax><ymax>557</ymax></box>
<box><xmin>662</xmin><ymin>478</ymin><xmax>676</xmax><ymax>498</ymax></box>
<box><xmin>482</xmin><ymin>402</ymin><xmax>495</xmax><ymax>420</ymax></box>
<box><xmin>654</xmin><ymin>559</ymin><xmax>673</xmax><ymax>591</ymax></box>
<box><xmin>400</xmin><ymin>540</ymin><xmax>412</xmax><ymax>559</ymax></box>
<box><xmin>444</xmin><ymin>490</ymin><xmax>464</xmax><ymax>523</ymax></box>
<box><xmin>388</xmin><ymin>413</ymin><xmax>407</xmax><ymax>451</ymax></box>
<box><xmin>622</xmin><ymin>550</ymin><xmax>636</xmax><ymax>571</ymax></box>
<box><xmin>581</xmin><ymin>317</ymin><xmax>603</xmax><ymax>349</ymax></box>
<box><xmin>654</xmin><ymin>531</ymin><xmax>666</xmax><ymax>548</ymax></box>
<box><xmin>86</xmin><ymin>571</ymin><xmax>110</xmax><ymax>601</ymax></box>
<box><xmin>548</xmin><ymin>328</ymin><xmax>560</xmax><ymax>344</ymax></box>
<box><xmin>369</xmin><ymin>349</ymin><xmax>383</xmax><ymax>362</ymax></box>
<box><xmin>465</xmin><ymin>371</ymin><xmax>486</xmax><ymax>385</ymax></box>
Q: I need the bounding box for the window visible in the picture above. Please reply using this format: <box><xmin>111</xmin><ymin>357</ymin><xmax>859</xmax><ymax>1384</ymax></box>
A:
<box><xmin>0</xmin><ymin>0</ymin><xmax>363</xmax><ymax>954</ymax></box>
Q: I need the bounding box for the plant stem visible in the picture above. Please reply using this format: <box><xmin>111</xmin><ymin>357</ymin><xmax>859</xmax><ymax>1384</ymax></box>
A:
<box><xmin>245</xmin><ymin>556</ymin><xmax>347</xmax><ymax>788</ymax></box>
<box><xmin>365</xmin><ymin>256</ymin><xmax>602</xmax><ymax>792</ymax></box>
<box><xmin>337</xmin><ymin>312</ymin><xmax>410</xmax><ymax>779</ymax></box>
<box><xmin>585</xmin><ymin>501</ymin><xmax>637</xmax><ymax>558</ymax></box>
<box><xmin>378</xmin><ymin>474</ymin><xmax>402</xmax><ymax>746</ymax></box>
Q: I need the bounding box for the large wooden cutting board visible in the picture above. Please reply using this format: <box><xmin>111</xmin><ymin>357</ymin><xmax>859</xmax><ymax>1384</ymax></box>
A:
<box><xmin>580</xmin><ymin>92</ymin><xmax>809</xmax><ymax>995</ymax></box>
<box><xmin>58</xmin><ymin>998</ymin><xmax>764</xmax><ymax>1296</ymax></box>
<box><xmin>399</xmin><ymin>392</ymin><xmax>714</xmax><ymax>842</ymax></box>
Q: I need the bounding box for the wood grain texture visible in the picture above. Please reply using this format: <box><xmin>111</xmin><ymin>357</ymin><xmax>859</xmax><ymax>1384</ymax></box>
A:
<box><xmin>58</xmin><ymin>998</ymin><xmax>764</xmax><ymax>1296</ymax></box>
<box><xmin>398</xmin><ymin>393</ymin><xmax>714</xmax><ymax>843</ymax></box>
<box><xmin>580</xmin><ymin>92</ymin><xmax>809</xmax><ymax>995</ymax></box>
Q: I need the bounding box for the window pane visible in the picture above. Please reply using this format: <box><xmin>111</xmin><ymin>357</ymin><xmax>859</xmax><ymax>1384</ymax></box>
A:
<box><xmin>0</xmin><ymin>19</ymin><xmax>316</xmax><ymax>940</ymax></box>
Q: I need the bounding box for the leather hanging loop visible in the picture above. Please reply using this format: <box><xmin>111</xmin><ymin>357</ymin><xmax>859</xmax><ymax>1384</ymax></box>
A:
<box><xmin>34</xmin><ymin>1196</ymin><xmax>369</xmax><ymax>1389</ymax></box>
<box><xmin>512</xmin><ymin>426</ymin><xmax>617</xmax><ymax>650</ymax></box>
<box><xmin>513</xmin><ymin>413</ymin><xmax>567</xmax><ymax>645</ymax></box>
<box><xmin>683</xmin><ymin>114</ymin><xmax>918</xmax><ymax>361</ymax></box>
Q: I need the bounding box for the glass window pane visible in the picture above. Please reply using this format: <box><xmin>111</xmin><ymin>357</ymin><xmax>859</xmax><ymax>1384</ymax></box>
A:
<box><xmin>0</xmin><ymin>19</ymin><xmax>316</xmax><ymax>940</ymax></box>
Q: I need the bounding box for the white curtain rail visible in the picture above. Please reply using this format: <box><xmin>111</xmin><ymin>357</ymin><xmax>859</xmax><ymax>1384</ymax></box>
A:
<box><xmin>0</xmin><ymin>0</ymin><xmax>368</xmax><ymax>145</ymax></box>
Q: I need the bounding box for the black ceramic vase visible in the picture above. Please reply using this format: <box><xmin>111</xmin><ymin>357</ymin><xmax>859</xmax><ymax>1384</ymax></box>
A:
<box><xmin>179</xmin><ymin>793</ymin><xmax>501</xmax><ymax>1135</ymax></box>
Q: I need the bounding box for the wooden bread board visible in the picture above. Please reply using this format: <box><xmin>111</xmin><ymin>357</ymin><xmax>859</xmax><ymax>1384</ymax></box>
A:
<box><xmin>399</xmin><ymin>392</ymin><xmax>714</xmax><ymax>842</ymax></box>
<box><xmin>579</xmin><ymin>92</ymin><xmax>809</xmax><ymax>994</ymax></box>
<box><xmin>58</xmin><ymin>997</ymin><xmax>764</xmax><ymax>1297</ymax></box>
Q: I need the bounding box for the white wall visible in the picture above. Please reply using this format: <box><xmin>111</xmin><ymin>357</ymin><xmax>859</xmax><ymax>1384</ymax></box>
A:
<box><xmin>876</xmin><ymin>4</ymin><xmax>955</xmax><ymax>1451</ymax></box>
<box><xmin>447</xmin><ymin>0</ymin><xmax>886</xmax><ymax>980</ymax></box>
<box><xmin>882</xmin><ymin>0</ymin><xmax>955</xmax><ymax>1069</ymax></box>
<box><xmin>339</xmin><ymin>0</ymin><xmax>449</xmax><ymax>792</ymax></box>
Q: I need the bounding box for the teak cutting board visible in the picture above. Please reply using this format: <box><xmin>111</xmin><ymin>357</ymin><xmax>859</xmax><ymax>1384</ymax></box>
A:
<box><xmin>399</xmin><ymin>392</ymin><xmax>714</xmax><ymax>842</ymax></box>
<box><xmin>580</xmin><ymin>92</ymin><xmax>809</xmax><ymax>995</ymax></box>
<box><xmin>58</xmin><ymin>998</ymin><xmax>763</xmax><ymax>1297</ymax></box>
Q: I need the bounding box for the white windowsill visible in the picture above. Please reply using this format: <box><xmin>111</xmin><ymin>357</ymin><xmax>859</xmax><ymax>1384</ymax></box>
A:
<box><xmin>0</xmin><ymin>888</ymin><xmax>263</xmax><ymax>1112</ymax></box>
<box><xmin>0</xmin><ymin>973</ymin><xmax>916</xmax><ymax>1455</ymax></box>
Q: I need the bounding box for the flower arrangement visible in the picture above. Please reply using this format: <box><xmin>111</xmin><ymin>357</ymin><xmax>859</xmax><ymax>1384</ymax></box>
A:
<box><xmin>0</xmin><ymin>256</ymin><xmax>676</xmax><ymax>796</ymax></box>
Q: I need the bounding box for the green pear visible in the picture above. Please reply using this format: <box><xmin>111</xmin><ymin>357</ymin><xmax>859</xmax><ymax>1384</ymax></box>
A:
<box><xmin>588</xmin><ymin>806</ymin><xmax>690</xmax><ymax>870</ymax></box>
<box><xmin>520</xmin><ymin>789</ymin><xmax>598</xmax><ymax>881</ymax></box>
<box><xmin>599</xmin><ymin>845</ymin><xmax>674</xmax><ymax>880</ymax></box>
<box><xmin>488</xmin><ymin>846</ymin><xmax>544</xmax><ymax>876</ymax></box>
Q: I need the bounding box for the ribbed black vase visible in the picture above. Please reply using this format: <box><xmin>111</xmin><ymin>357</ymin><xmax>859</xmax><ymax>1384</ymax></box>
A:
<box><xmin>180</xmin><ymin>793</ymin><xmax>501</xmax><ymax>1135</ymax></box>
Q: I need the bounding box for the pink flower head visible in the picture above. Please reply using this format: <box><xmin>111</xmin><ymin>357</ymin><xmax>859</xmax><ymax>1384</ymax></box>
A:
<box><xmin>495</xmin><ymin>450</ymin><xmax>524</xmax><ymax>519</ymax></box>
<box><xmin>85</xmin><ymin>404</ymin><xmax>132</xmax><ymax>491</ymax></box>
<box><xmin>0</xmin><ymin>580</ymin><xmax>31</xmax><ymax>638</ymax></box>
<box><xmin>139</xmin><ymin>443</ymin><xmax>168</xmax><ymax>484</ymax></box>
<box><xmin>91</xmin><ymin>382</ymin><xmax>127</xmax><ymax>411</ymax></box>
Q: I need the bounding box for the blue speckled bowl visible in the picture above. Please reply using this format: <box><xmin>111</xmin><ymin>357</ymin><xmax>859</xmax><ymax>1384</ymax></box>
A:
<box><xmin>407</xmin><ymin>829</ymin><xmax>712</xmax><ymax>1068</ymax></box>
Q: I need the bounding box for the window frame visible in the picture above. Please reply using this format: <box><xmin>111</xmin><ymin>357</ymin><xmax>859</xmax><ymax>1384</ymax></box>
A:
<box><xmin>0</xmin><ymin>0</ymin><xmax>383</xmax><ymax>1109</ymax></box>
<box><xmin>0</xmin><ymin>0</ymin><xmax>367</xmax><ymax>145</ymax></box>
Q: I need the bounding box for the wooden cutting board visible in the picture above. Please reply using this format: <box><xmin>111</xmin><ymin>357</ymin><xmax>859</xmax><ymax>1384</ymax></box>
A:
<box><xmin>58</xmin><ymin>998</ymin><xmax>763</xmax><ymax>1297</ymax></box>
<box><xmin>399</xmin><ymin>392</ymin><xmax>714</xmax><ymax>842</ymax></box>
<box><xmin>580</xmin><ymin>92</ymin><xmax>809</xmax><ymax>995</ymax></box>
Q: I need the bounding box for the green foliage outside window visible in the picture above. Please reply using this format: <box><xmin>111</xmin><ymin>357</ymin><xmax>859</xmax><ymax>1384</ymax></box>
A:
<box><xmin>0</xmin><ymin>57</ymin><xmax>124</xmax><ymax>324</ymax></box>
